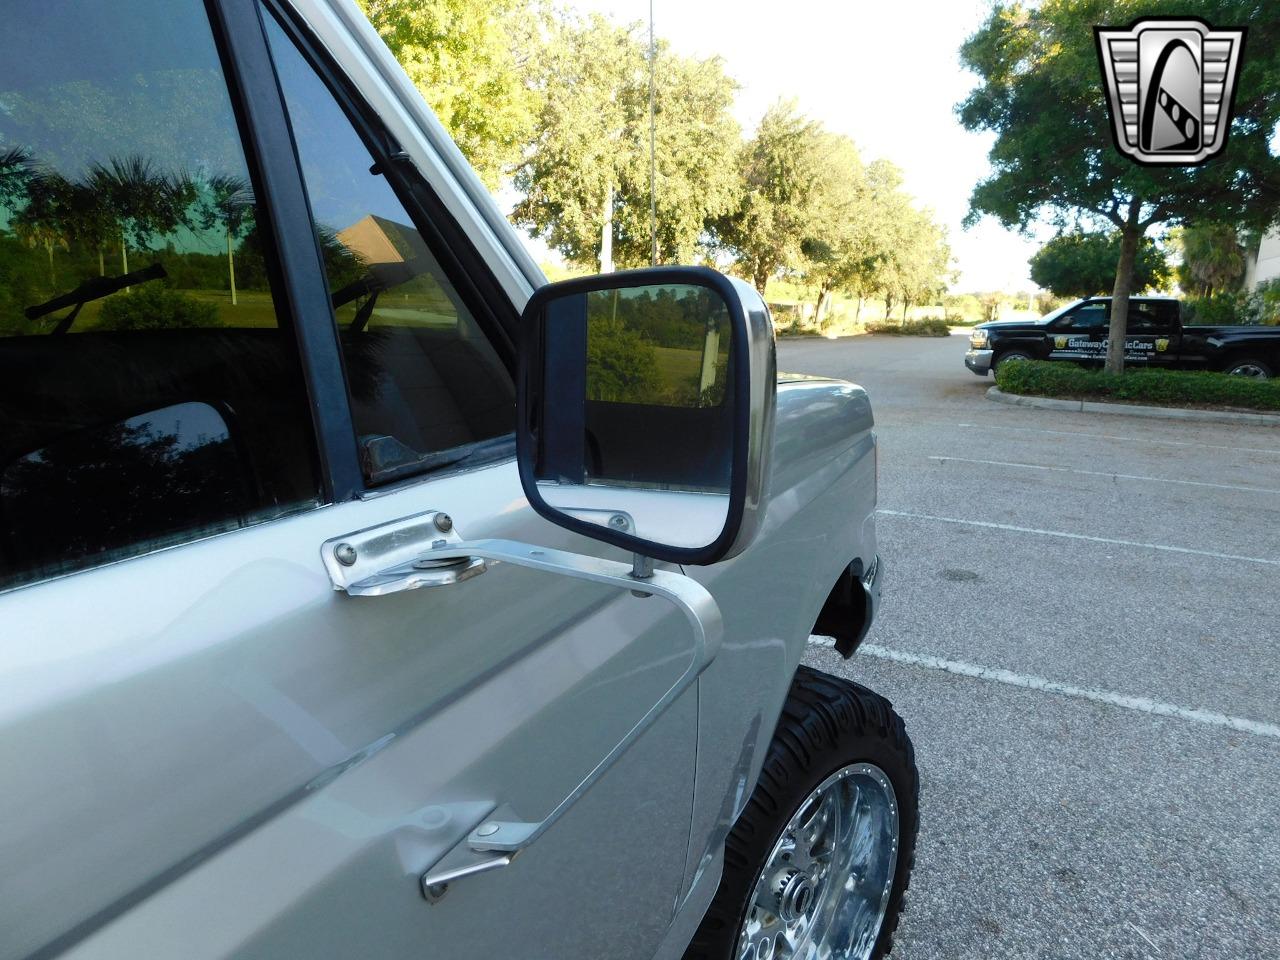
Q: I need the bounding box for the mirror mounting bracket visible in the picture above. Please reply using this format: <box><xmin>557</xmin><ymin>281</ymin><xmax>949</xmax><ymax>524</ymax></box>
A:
<box><xmin>322</xmin><ymin>511</ymin><xmax>724</xmax><ymax>858</ymax></box>
<box><xmin>629</xmin><ymin>552</ymin><xmax>655</xmax><ymax>598</ymax></box>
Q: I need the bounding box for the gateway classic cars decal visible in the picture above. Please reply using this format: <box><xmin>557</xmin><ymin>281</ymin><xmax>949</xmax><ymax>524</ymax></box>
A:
<box><xmin>1049</xmin><ymin>336</ymin><xmax>1166</xmax><ymax>360</ymax></box>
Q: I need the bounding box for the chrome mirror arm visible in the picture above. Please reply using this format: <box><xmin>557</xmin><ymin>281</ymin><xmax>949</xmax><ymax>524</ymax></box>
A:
<box><xmin>321</xmin><ymin>515</ymin><xmax>723</xmax><ymax>857</ymax></box>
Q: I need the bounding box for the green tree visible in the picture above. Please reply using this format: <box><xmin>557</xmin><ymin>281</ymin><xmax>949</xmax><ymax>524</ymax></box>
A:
<box><xmin>63</xmin><ymin>179</ymin><xmax>119</xmax><ymax>278</ymax></box>
<box><xmin>195</xmin><ymin>174</ymin><xmax>254</xmax><ymax>305</ymax></box>
<box><xmin>12</xmin><ymin>168</ymin><xmax>71</xmax><ymax>291</ymax></box>
<box><xmin>1030</xmin><ymin>230</ymin><xmax>1169</xmax><ymax>298</ymax></box>
<box><xmin>356</xmin><ymin>0</ymin><xmax>540</xmax><ymax>189</ymax></box>
<box><xmin>868</xmin><ymin>164</ymin><xmax>952</xmax><ymax>322</ymax></box>
<box><xmin>1176</xmin><ymin>222</ymin><xmax>1246</xmax><ymax>296</ymax></box>
<box><xmin>513</xmin><ymin>13</ymin><xmax>739</xmax><ymax>271</ymax></box>
<box><xmin>977</xmin><ymin>292</ymin><xmax>1007</xmax><ymax>323</ymax></box>
<box><xmin>944</xmin><ymin>292</ymin><xmax>984</xmax><ymax>323</ymax></box>
<box><xmin>86</xmin><ymin>157</ymin><xmax>195</xmax><ymax>277</ymax></box>
<box><xmin>890</xmin><ymin>212</ymin><xmax>952</xmax><ymax>320</ymax></box>
<box><xmin>6</xmin><ymin>157</ymin><xmax>126</xmax><ymax>283</ymax></box>
<box><xmin>713</xmin><ymin>101</ymin><xmax>828</xmax><ymax>293</ymax></box>
<box><xmin>0</xmin><ymin>147</ymin><xmax>34</xmax><ymax>215</ymax></box>
<box><xmin>958</xmin><ymin>0</ymin><xmax>1280</xmax><ymax>374</ymax></box>
<box><xmin>799</xmin><ymin>136</ymin><xmax>882</xmax><ymax>322</ymax></box>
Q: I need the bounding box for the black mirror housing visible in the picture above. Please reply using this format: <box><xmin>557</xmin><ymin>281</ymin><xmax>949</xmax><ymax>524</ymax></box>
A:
<box><xmin>516</xmin><ymin>266</ymin><xmax>775</xmax><ymax>566</ymax></box>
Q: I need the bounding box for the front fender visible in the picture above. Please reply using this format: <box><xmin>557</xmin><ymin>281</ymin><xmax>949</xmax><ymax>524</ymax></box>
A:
<box><xmin>674</xmin><ymin>374</ymin><xmax>878</xmax><ymax>905</ymax></box>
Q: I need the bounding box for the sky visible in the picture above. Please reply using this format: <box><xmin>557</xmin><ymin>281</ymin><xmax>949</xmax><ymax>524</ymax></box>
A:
<box><xmin>529</xmin><ymin>0</ymin><xmax>1051</xmax><ymax>292</ymax></box>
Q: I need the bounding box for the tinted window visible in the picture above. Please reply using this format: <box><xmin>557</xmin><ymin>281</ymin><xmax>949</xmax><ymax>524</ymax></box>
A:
<box><xmin>1127</xmin><ymin>300</ymin><xmax>1176</xmax><ymax>334</ymax></box>
<box><xmin>0</xmin><ymin>0</ymin><xmax>321</xmax><ymax>589</ymax></box>
<box><xmin>1060</xmin><ymin>304</ymin><xmax>1108</xmax><ymax>331</ymax></box>
<box><xmin>263</xmin><ymin>13</ymin><xmax>515</xmax><ymax>485</ymax></box>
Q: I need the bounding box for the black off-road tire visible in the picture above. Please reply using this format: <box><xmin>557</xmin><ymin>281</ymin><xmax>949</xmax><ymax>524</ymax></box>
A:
<box><xmin>684</xmin><ymin>665</ymin><xmax>919</xmax><ymax>960</ymax></box>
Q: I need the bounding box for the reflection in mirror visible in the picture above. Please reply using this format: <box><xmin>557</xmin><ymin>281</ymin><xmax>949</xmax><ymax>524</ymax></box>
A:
<box><xmin>537</xmin><ymin>283</ymin><xmax>734</xmax><ymax>552</ymax></box>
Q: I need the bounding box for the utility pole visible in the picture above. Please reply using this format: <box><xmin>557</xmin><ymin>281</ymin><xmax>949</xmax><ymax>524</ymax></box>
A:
<box><xmin>649</xmin><ymin>0</ymin><xmax>657</xmax><ymax>267</ymax></box>
<box><xmin>601</xmin><ymin>179</ymin><xmax>613</xmax><ymax>274</ymax></box>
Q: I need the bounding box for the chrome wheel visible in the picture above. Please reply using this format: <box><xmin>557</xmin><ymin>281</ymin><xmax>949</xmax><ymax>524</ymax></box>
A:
<box><xmin>1226</xmin><ymin>361</ymin><xmax>1270</xmax><ymax>379</ymax></box>
<box><xmin>736</xmin><ymin>763</ymin><xmax>900</xmax><ymax>960</ymax></box>
<box><xmin>994</xmin><ymin>351</ymin><xmax>1031</xmax><ymax>372</ymax></box>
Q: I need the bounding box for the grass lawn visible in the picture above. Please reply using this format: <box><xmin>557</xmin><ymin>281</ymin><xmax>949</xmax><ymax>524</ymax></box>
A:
<box><xmin>59</xmin><ymin>288</ymin><xmax>282</xmax><ymax>332</ymax></box>
<box><xmin>653</xmin><ymin>345</ymin><xmax>702</xmax><ymax>385</ymax></box>
<box><xmin>26</xmin><ymin>285</ymin><xmax>463</xmax><ymax>335</ymax></box>
<box><xmin>184</xmin><ymin>289</ymin><xmax>280</xmax><ymax>328</ymax></box>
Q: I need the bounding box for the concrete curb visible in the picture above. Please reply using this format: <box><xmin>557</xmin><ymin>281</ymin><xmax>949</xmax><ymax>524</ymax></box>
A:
<box><xmin>986</xmin><ymin>386</ymin><xmax>1280</xmax><ymax>427</ymax></box>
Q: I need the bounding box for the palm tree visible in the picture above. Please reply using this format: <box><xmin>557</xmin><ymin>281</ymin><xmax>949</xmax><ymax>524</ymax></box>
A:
<box><xmin>196</xmin><ymin>174</ymin><xmax>253</xmax><ymax>305</ymax></box>
<box><xmin>1178</xmin><ymin>223</ymin><xmax>1246</xmax><ymax>297</ymax></box>
<box><xmin>62</xmin><ymin>180</ymin><xmax>118</xmax><ymax>277</ymax></box>
<box><xmin>0</xmin><ymin>147</ymin><xmax>35</xmax><ymax>213</ymax></box>
<box><xmin>86</xmin><ymin>157</ymin><xmax>196</xmax><ymax>280</ymax></box>
<box><xmin>13</xmin><ymin>167</ymin><xmax>72</xmax><ymax>291</ymax></box>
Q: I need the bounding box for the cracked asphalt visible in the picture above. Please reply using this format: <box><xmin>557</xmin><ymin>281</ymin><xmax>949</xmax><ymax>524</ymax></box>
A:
<box><xmin>782</xmin><ymin>332</ymin><xmax>1280</xmax><ymax>960</ymax></box>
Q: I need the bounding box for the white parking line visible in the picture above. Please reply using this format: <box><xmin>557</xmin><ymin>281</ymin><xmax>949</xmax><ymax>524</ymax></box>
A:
<box><xmin>877</xmin><ymin>509</ymin><xmax>1280</xmax><ymax>568</ymax></box>
<box><xmin>807</xmin><ymin>637</ymin><xmax>1280</xmax><ymax>739</ymax></box>
<box><xmin>928</xmin><ymin>455</ymin><xmax>1280</xmax><ymax>495</ymax></box>
<box><xmin>954</xmin><ymin>422</ymin><xmax>1280</xmax><ymax>456</ymax></box>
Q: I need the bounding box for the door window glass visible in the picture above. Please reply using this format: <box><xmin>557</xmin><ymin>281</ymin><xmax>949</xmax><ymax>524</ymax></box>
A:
<box><xmin>263</xmin><ymin>13</ymin><xmax>515</xmax><ymax>485</ymax></box>
<box><xmin>1127</xmin><ymin>300</ymin><xmax>1176</xmax><ymax>334</ymax></box>
<box><xmin>1062</xmin><ymin>304</ymin><xmax>1108</xmax><ymax>331</ymax></box>
<box><xmin>0</xmin><ymin>0</ymin><xmax>321</xmax><ymax>590</ymax></box>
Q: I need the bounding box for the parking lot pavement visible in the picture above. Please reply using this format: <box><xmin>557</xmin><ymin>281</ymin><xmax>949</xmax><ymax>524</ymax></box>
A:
<box><xmin>780</xmin><ymin>333</ymin><xmax>1280</xmax><ymax>959</ymax></box>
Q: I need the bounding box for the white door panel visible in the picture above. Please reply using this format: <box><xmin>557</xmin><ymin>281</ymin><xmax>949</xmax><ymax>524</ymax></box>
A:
<box><xmin>5</xmin><ymin>460</ymin><xmax>696</xmax><ymax>959</ymax></box>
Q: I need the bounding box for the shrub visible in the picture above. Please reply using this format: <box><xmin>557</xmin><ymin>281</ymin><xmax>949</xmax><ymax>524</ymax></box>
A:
<box><xmin>865</xmin><ymin>318</ymin><xmax>951</xmax><ymax>337</ymax></box>
<box><xmin>995</xmin><ymin>360</ymin><xmax>1280</xmax><ymax>411</ymax></box>
<box><xmin>98</xmin><ymin>283</ymin><xmax>220</xmax><ymax>331</ymax></box>
<box><xmin>942</xmin><ymin>293</ymin><xmax>983</xmax><ymax>324</ymax></box>
<box><xmin>1182</xmin><ymin>291</ymin><xmax>1246</xmax><ymax>326</ymax></box>
<box><xmin>585</xmin><ymin>314</ymin><xmax>661</xmax><ymax>402</ymax></box>
<box><xmin>1243</xmin><ymin>278</ymin><xmax>1280</xmax><ymax>326</ymax></box>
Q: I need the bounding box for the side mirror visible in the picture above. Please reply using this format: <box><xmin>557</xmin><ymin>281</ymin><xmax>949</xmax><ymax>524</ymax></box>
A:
<box><xmin>517</xmin><ymin>266</ymin><xmax>775</xmax><ymax>566</ymax></box>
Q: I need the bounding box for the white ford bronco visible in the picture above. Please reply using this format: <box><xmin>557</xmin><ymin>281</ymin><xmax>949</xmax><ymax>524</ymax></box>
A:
<box><xmin>0</xmin><ymin>2</ymin><xmax>917</xmax><ymax>958</ymax></box>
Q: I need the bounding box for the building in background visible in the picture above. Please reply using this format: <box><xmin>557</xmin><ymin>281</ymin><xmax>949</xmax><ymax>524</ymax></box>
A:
<box><xmin>1244</xmin><ymin>228</ymin><xmax>1280</xmax><ymax>288</ymax></box>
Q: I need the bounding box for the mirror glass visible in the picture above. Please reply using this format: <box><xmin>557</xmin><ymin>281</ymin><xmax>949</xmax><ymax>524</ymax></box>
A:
<box><xmin>534</xmin><ymin>282</ymin><xmax>735</xmax><ymax>552</ymax></box>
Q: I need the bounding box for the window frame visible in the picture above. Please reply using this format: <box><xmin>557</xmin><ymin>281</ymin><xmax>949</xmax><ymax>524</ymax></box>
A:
<box><xmin>256</xmin><ymin>0</ymin><xmax>521</xmax><ymax>492</ymax></box>
<box><xmin>210</xmin><ymin>0</ymin><xmax>367</xmax><ymax>503</ymax></box>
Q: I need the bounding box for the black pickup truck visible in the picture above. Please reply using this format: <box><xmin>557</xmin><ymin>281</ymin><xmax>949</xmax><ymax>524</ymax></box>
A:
<box><xmin>965</xmin><ymin>296</ymin><xmax>1280</xmax><ymax>380</ymax></box>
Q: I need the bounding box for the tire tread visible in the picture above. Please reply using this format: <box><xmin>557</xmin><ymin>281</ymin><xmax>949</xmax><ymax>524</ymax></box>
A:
<box><xmin>683</xmin><ymin>665</ymin><xmax>919</xmax><ymax>959</ymax></box>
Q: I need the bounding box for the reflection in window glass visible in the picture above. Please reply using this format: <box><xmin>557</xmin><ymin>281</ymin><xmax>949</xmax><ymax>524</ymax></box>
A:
<box><xmin>1067</xmin><ymin>305</ymin><xmax>1108</xmax><ymax>331</ymax></box>
<box><xmin>263</xmin><ymin>11</ymin><xmax>515</xmax><ymax>484</ymax></box>
<box><xmin>1127</xmin><ymin>301</ymin><xmax>1175</xmax><ymax>334</ymax></box>
<box><xmin>0</xmin><ymin>0</ymin><xmax>320</xmax><ymax>590</ymax></box>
